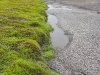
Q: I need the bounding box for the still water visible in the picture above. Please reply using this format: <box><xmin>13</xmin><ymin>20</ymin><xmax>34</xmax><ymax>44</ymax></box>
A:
<box><xmin>47</xmin><ymin>4</ymin><xmax>69</xmax><ymax>48</ymax></box>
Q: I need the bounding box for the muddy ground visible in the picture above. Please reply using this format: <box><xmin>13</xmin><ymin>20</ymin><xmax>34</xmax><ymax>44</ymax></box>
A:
<box><xmin>45</xmin><ymin>0</ymin><xmax>100</xmax><ymax>75</ymax></box>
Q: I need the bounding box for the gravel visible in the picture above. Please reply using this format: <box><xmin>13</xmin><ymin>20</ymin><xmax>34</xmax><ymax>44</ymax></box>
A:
<box><xmin>45</xmin><ymin>0</ymin><xmax>100</xmax><ymax>75</ymax></box>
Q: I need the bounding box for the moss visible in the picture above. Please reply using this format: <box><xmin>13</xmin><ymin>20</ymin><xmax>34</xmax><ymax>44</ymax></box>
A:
<box><xmin>42</xmin><ymin>44</ymin><xmax>55</xmax><ymax>60</ymax></box>
<box><xmin>30</xmin><ymin>21</ymin><xmax>40</xmax><ymax>27</ymax></box>
<box><xmin>18</xmin><ymin>38</ymin><xmax>41</xmax><ymax>59</ymax></box>
<box><xmin>18</xmin><ymin>39</ymin><xmax>40</xmax><ymax>52</ymax></box>
<box><xmin>51</xmin><ymin>70</ymin><xmax>61</xmax><ymax>75</ymax></box>
<box><xmin>4</xmin><ymin>59</ymin><xmax>51</xmax><ymax>75</ymax></box>
<box><xmin>43</xmin><ymin>50</ymin><xmax>55</xmax><ymax>60</ymax></box>
<box><xmin>0</xmin><ymin>49</ymin><xmax>6</xmax><ymax>72</ymax></box>
<box><xmin>0</xmin><ymin>0</ymin><xmax>59</xmax><ymax>74</ymax></box>
<box><xmin>0</xmin><ymin>50</ymin><xmax>19</xmax><ymax>72</ymax></box>
<box><xmin>2</xmin><ymin>51</ymin><xmax>19</xmax><ymax>65</ymax></box>
<box><xmin>1</xmin><ymin>26</ymin><xmax>50</xmax><ymax>45</ymax></box>
<box><xmin>1</xmin><ymin>37</ymin><xmax>41</xmax><ymax>59</ymax></box>
<box><xmin>29</xmin><ymin>13</ymin><xmax>46</xmax><ymax>22</ymax></box>
<box><xmin>32</xmin><ymin>28</ymin><xmax>50</xmax><ymax>45</ymax></box>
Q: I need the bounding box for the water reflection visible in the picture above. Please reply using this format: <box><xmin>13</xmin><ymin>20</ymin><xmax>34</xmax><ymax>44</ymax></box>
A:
<box><xmin>48</xmin><ymin>14</ymin><xmax>69</xmax><ymax>48</ymax></box>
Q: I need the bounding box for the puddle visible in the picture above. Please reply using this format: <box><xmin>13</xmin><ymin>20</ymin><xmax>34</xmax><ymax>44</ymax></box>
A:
<box><xmin>48</xmin><ymin>4</ymin><xmax>72</xmax><ymax>10</ymax></box>
<box><xmin>47</xmin><ymin>4</ymin><xmax>69</xmax><ymax>48</ymax></box>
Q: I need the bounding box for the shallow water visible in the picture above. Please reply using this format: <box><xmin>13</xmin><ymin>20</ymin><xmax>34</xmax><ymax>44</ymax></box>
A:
<box><xmin>47</xmin><ymin>5</ymin><xmax>69</xmax><ymax>48</ymax></box>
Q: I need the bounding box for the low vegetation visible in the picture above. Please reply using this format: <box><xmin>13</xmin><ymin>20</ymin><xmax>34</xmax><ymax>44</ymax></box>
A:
<box><xmin>0</xmin><ymin>0</ymin><xmax>60</xmax><ymax>75</ymax></box>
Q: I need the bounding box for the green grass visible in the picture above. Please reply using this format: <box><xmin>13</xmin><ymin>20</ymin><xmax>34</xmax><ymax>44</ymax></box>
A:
<box><xmin>0</xmin><ymin>0</ymin><xmax>60</xmax><ymax>75</ymax></box>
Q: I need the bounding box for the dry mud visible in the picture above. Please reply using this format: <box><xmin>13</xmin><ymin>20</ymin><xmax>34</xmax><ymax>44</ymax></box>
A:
<box><xmin>45</xmin><ymin>0</ymin><xmax>100</xmax><ymax>75</ymax></box>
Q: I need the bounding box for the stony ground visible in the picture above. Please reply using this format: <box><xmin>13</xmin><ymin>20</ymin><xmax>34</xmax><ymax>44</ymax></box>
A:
<box><xmin>45</xmin><ymin>0</ymin><xmax>100</xmax><ymax>11</ymax></box>
<box><xmin>45</xmin><ymin>0</ymin><xmax>100</xmax><ymax>75</ymax></box>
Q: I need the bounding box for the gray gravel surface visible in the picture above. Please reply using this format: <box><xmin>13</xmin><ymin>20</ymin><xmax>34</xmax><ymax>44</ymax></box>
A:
<box><xmin>45</xmin><ymin>0</ymin><xmax>100</xmax><ymax>11</ymax></box>
<box><xmin>45</xmin><ymin>0</ymin><xmax>100</xmax><ymax>75</ymax></box>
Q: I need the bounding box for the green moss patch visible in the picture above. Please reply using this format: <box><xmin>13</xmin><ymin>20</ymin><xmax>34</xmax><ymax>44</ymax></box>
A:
<box><xmin>4</xmin><ymin>59</ymin><xmax>50</xmax><ymax>75</ymax></box>
<box><xmin>0</xmin><ymin>0</ymin><xmax>60</xmax><ymax>75</ymax></box>
<box><xmin>42</xmin><ymin>44</ymin><xmax>55</xmax><ymax>60</ymax></box>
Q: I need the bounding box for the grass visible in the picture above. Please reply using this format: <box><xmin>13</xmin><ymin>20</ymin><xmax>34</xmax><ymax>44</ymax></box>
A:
<box><xmin>0</xmin><ymin>0</ymin><xmax>60</xmax><ymax>75</ymax></box>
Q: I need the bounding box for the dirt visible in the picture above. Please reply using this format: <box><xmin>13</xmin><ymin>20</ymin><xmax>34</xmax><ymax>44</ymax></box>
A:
<box><xmin>45</xmin><ymin>0</ymin><xmax>100</xmax><ymax>75</ymax></box>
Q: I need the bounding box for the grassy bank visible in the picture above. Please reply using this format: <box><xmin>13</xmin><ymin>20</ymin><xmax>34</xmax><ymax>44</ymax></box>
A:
<box><xmin>0</xmin><ymin>0</ymin><xmax>60</xmax><ymax>75</ymax></box>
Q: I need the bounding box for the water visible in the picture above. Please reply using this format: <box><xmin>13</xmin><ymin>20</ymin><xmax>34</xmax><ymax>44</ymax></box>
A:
<box><xmin>47</xmin><ymin>5</ymin><xmax>69</xmax><ymax>48</ymax></box>
<box><xmin>48</xmin><ymin>5</ymin><xmax>54</xmax><ymax>10</ymax></box>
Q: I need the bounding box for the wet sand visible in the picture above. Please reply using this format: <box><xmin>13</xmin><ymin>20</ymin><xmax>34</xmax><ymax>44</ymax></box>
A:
<box><xmin>45</xmin><ymin>0</ymin><xmax>100</xmax><ymax>75</ymax></box>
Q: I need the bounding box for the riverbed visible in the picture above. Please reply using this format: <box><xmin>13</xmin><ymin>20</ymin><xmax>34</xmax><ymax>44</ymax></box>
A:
<box><xmin>45</xmin><ymin>0</ymin><xmax>100</xmax><ymax>75</ymax></box>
